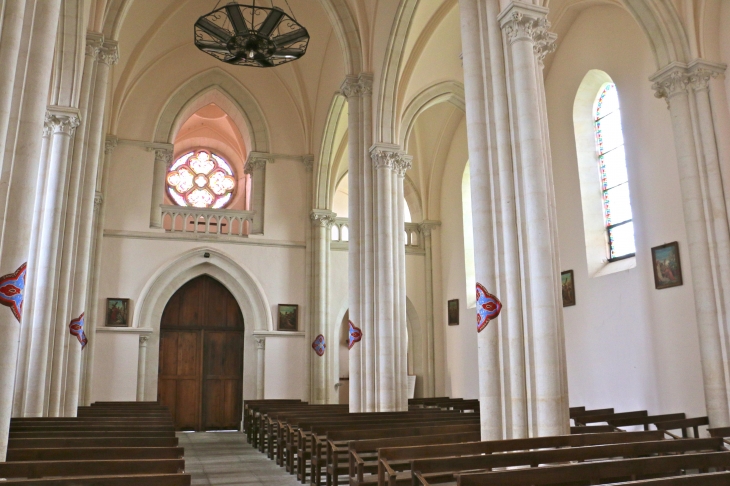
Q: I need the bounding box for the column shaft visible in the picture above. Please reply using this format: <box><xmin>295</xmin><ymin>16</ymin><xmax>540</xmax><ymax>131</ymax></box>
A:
<box><xmin>136</xmin><ymin>337</ymin><xmax>149</xmax><ymax>401</ymax></box>
<box><xmin>255</xmin><ymin>337</ymin><xmax>266</xmax><ymax>399</ymax></box>
<box><xmin>310</xmin><ymin>210</ymin><xmax>335</xmax><ymax>403</ymax></box>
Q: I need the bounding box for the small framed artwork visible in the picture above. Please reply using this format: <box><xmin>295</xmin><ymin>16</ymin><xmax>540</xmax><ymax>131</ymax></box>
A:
<box><xmin>652</xmin><ymin>242</ymin><xmax>683</xmax><ymax>290</ymax></box>
<box><xmin>561</xmin><ymin>270</ymin><xmax>576</xmax><ymax>307</ymax></box>
<box><xmin>447</xmin><ymin>299</ymin><xmax>459</xmax><ymax>326</ymax></box>
<box><xmin>106</xmin><ymin>298</ymin><xmax>130</xmax><ymax>327</ymax></box>
<box><xmin>277</xmin><ymin>304</ymin><xmax>299</xmax><ymax>332</ymax></box>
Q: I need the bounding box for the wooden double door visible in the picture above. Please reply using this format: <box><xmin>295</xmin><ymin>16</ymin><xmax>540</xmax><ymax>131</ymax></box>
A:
<box><xmin>158</xmin><ymin>275</ymin><xmax>244</xmax><ymax>431</ymax></box>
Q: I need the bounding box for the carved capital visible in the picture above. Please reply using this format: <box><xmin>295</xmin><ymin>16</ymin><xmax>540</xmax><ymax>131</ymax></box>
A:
<box><xmin>499</xmin><ymin>3</ymin><xmax>552</xmax><ymax>49</ymax></box>
<box><xmin>359</xmin><ymin>74</ymin><xmax>374</xmax><ymax>95</ymax></box>
<box><xmin>94</xmin><ymin>191</ymin><xmax>103</xmax><ymax>209</ymax></box>
<box><xmin>340</xmin><ymin>76</ymin><xmax>361</xmax><ymax>99</ymax></box>
<box><xmin>139</xmin><ymin>335</ymin><xmax>149</xmax><ymax>346</ymax></box>
<box><xmin>97</xmin><ymin>41</ymin><xmax>119</xmax><ymax>66</ymax></box>
<box><xmin>85</xmin><ymin>33</ymin><xmax>103</xmax><ymax>58</ymax></box>
<box><xmin>311</xmin><ymin>210</ymin><xmax>336</xmax><ymax>228</ymax></box>
<box><xmin>370</xmin><ymin>144</ymin><xmax>412</xmax><ymax>176</ymax></box>
<box><xmin>255</xmin><ymin>336</ymin><xmax>266</xmax><ymax>350</ymax></box>
<box><xmin>650</xmin><ymin>63</ymin><xmax>690</xmax><ymax>100</ymax></box>
<box><xmin>418</xmin><ymin>220</ymin><xmax>441</xmax><ymax>238</ymax></box>
<box><xmin>687</xmin><ymin>60</ymin><xmax>726</xmax><ymax>92</ymax></box>
<box><xmin>244</xmin><ymin>157</ymin><xmax>268</xmax><ymax>175</ymax></box>
<box><xmin>105</xmin><ymin>136</ymin><xmax>118</xmax><ymax>156</ymax></box>
<box><xmin>151</xmin><ymin>148</ymin><xmax>173</xmax><ymax>168</ymax></box>
<box><xmin>302</xmin><ymin>155</ymin><xmax>314</xmax><ymax>172</ymax></box>
<box><xmin>46</xmin><ymin>109</ymin><xmax>81</xmax><ymax>136</ymax></box>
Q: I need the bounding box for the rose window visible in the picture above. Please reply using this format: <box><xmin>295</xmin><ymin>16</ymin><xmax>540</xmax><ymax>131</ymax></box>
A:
<box><xmin>166</xmin><ymin>150</ymin><xmax>236</xmax><ymax>209</ymax></box>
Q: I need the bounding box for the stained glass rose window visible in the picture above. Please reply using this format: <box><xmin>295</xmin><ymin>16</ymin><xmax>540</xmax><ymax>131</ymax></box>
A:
<box><xmin>166</xmin><ymin>150</ymin><xmax>236</xmax><ymax>209</ymax></box>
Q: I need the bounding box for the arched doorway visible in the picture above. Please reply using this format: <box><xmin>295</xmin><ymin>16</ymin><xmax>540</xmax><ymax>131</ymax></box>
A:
<box><xmin>157</xmin><ymin>275</ymin><xmax>244</xmax><ymax>431</ymax></box>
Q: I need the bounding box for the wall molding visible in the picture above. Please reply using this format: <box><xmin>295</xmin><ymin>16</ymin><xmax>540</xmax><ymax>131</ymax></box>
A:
<box><xmin>103</xmin><ymin>229</ymin><xmax>306</xmax><ymax>249</ymax></box>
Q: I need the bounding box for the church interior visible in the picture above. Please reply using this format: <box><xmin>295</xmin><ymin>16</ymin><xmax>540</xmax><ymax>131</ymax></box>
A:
<box><xmin>1</xmin><ymin>0</ymin><xmax>730</xmax><ymax>484</ymax></box>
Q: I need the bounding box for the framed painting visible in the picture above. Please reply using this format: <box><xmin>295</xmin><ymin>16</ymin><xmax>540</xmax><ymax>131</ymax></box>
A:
<box><xmin>277</xmin><ymin>304</ymin><xmax>299</xmax><ymax>332</ymax></box>
<box><xmin>106</xmin><ymin>298</ymin><xmax>130</xmax><ymax>327</ymax></box>
<box><xmin>561</xmin><ymin>270</ymin><xmax>576</xmax><ymax>307</ymax></box>
<box><xmin>447</xmin><ymin>299</ymin><xmax>459</xmax><ymax>326</ymax></box>
<box><xmin>652</xmin><ymin>242</ymin><xmax>683</xmax><ymax>289</ymax></box>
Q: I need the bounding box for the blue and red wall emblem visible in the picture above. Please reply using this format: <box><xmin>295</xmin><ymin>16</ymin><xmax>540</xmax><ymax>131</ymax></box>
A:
<box><xmin>0</xmin><ymin>262</ymin><xmax>27</xmax><ymax>323</ymax></box>
<box><xmin>69</xmin><ymin>313</ymin><xmax>88</xmax><ymax>349</ymax></box>
<box><xmin>348</xmin><ymin>321</ymin><xmax>362</xmax><ymax>350</ymax></box>
<box><xmin>476</xmin><ymin>282</ymin><xmax>502</xmax><ymax>332</ymax></box>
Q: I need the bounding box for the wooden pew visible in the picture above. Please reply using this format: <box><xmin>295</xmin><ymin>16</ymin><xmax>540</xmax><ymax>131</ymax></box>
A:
<box><xmin>323</xmin><ymin>423</ymin><xmax>481</xmax><ymax>486</ymax></box>
<box><xmin>8</xmin><ymin>430</ymin><xmax>176</xmax><ymax>438</ymax></box>
<box><xmin>608</xmin><ymin>412</ymin><xmax>686</xmax><ymax>431</ymax></box>
<box><xmin>572</xmin><ymin>409</ymin><xmax>648</xmax><ymax>425</ymax></box>
<box><xmin>569</xmin><ymin>407</ymin><xmax>614</xmax><ymax>419</ymax></box>
<box><xmin>243</xmin><ymin>399</ymin><xmax>302</xmax><ymax>436</ymax></box>
<box><xmin>8</xmin><ymin>437</ymin><xmax>179</xmax><ymax>448</ymax></box>
<box><xmin>656</xmin><ymin>416</ymin><xmax>709</xmax><ymax>438</ymax></box>
<box><xmin>348</xmin><ymin>431</ymin><xmax>481</xmax><ymax>486</ymax></box>
<box><xmin>569</xmin><ymin>425</ymin><xmax>616</xmax><ymax>433</ymax></box>
<box><xmin>301</xmin><ymin>416</ymin><xmax>480</xmax><ymax>483</ymax></box>
<box><xmin>455</xmin><ymin>451</ymin><xmax>730</xmax><ymax>486</ymax></box>
<box><xmin>0</xmin><ymin>458</ymin><xmax>185</xmax><ymax>480</ymax></box>
<box><xmin>598</xmin><ymin>472</ymin><xmax>730</xmax><ymax>485</ymax></box>
<box><xmin>0</xmin><ymin>474</ymin><xmax>192</xmax><ymax>485</ymax></box>
<box><xmin>411</xmin><ymin>437</ymin><xmax>724</xmax><ymax>486</ymax></box>
<box><xmin>377</xmin><ymin>430</ymin><xmax>665</xmax><ymax>486</ymax></box>
<box><xmin>708</xmin><ymin>426</ymin><xmax>730</xmax><ymax>438</ymax></box>
<box><xmin>7</xmin><ymin>447</ymin><xmax>185</xmax><ymax>462</ymax></box>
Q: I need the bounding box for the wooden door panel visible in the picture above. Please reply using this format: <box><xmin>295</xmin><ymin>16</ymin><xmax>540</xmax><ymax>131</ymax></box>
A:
<box><xmin>158</xmin><ymin>330</ymin><xmax>201</xmax><ymax>431</ymax></box>
<box><xmin>176</xmin><ymin>332</ymin><xmax>199</xmax><ymax>377</ymax></box>
<box><xmin>203</xmin><ymin>331</ymin><xmax>243</xmax><ymax>430</ymax></box>
<box><xmin>174</xmin><ymin>378</ymin><xmax>200</xmax><ymax>430</ymax></box>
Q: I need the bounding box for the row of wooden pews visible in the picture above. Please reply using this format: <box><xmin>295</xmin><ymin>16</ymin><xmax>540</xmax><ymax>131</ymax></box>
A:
<box><xmin>245</xmin><ymin>400</ymin><xmax>730</xmax><ymax>486</ymax></box>
<box><xmin>3</xmin><ymin>401</ymin><xmax>190</xmax><ymax>485</ymax></box>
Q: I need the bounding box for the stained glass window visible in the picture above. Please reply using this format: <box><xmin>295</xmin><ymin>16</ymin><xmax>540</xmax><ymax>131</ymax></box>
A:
<box><xmin>594</xmin><ymin>83</ymin><xmax>635</xmax><ymax>260</ymax></box>
<box><xmin>166</xmin><ymin>150</ymin><xmax>236</xmax><ymax>209</ymax></box>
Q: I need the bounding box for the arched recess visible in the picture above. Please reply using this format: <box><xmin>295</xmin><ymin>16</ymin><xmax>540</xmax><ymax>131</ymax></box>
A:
<box><xmin>135</xmin><ymin>247</ymin><xmax>272</xmax><ymax>404</ymax></box>
<box><xmin>403</xmin><ymin>175</ymin><xmax>424</xmax><ymax>223</ymax></box>
<box><xmin>153</xmin><ymin>68</ymin><xmax>269</xmax><ymax>151</ymax></box>
<box><xmin>315</xmin><ymin>94</ymin><xmax>348</xmax><ymax>210</ymax></box>
<box><xmin>401</xmin><ymin>81</ymin><xmax>465</xmax><ymax>152</ymax></box>
<box><xmin>620</xmin><ymin>0</ymin><xmax>691</xmax><ymax>68</ymax></box>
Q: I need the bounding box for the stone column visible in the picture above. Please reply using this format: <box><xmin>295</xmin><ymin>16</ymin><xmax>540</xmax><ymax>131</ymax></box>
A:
<box><xmin>24</xmin><ymin>108</ymin><xmax>80</xmax><ymax>417</ymax></box>
<box><xmin>419</xmin><ymin>221</ymin><xmax>440</xmax><ymax>397</ymax></box>
<box><xmin>244</xmin><ymin>154</ymin><xmax>270</xmax><ymax>234</ymax></box>
<box><xmin>150</xmin><ymin>147</ymin><xmax>172</xmax><ymax>228</ymax></box>
<box><xmin>136</xmin><ymin>336</ymin><xmax>149</xmax><ymax>401</ymax></box>
<box><xmin>82</xmin><ymin>136</ymin><xmax>117</xmax><ymax>406</ymax></box>
<box><xmin>651</xmin><ymin>62</ymin><xmax>730</xmax><ymax>427</ymax></box>
<box><xmin>310</xmin><ymin>210</ymin><xmax>336</xmax><ymax>403</ymax></box>
<box><xmin>255</xmin><ymin>336</ymin><xmax>266</xmax><ymax>399</ymax></box>
<box><xmin>0</xmin><ymin>0</ymin><xmax>27</xmax><ymax>170</ymax></box>
<box><xmin>0</xmin><ymin>0</ymin><xmax>62</xmax><ymax>458</ymax></box>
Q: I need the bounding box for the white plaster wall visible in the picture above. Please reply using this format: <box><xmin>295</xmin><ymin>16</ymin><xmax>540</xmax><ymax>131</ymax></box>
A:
<box><xmin>546</xmin><ymin>6</ymin><xmax>706</xmax><ymax>417</ymax></box>
<box><xmin>91</xmin><ymin>333</ymin><xmax>140</xmax><ymax>402</ymax></box>
<box><xmin>264</xmin><ymin>336</ymin><xmax>306</xmax><ymax>399</ymax></box>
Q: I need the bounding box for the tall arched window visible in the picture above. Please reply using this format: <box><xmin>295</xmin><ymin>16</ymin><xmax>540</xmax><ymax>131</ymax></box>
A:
<box><xmin>594</xmin><ymin>83</ymin><xmax>635</xmax><ymax>260</ymax></box>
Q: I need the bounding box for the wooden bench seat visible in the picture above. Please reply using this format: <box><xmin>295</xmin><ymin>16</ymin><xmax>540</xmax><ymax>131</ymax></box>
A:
<box><xmin>602</xmin><ymin>472</ymin><xmax>730</xmax><ymax>485</ymax></box>
<box><xmin>656</xmin><ymin>417</ymin><xmax>710</xmax><ymax>438</ymax></box>
<box><xmin>573</xmin><ymin>410</ymin><xmax>648</xmax><ymax>425</ymax></box>
<box><xmin>377</xmin><ymin>430</ymin><xmax>665</xmax><ymax>486</ymax></box>
<box><xmin>608</xmin><ymin>413</ymin><xmax>686</xmax><ymax>430</ymax></box>
<box><xmin>455</xmin><ymin>450</ymin><xmax>730</xmax><ymax>486</ymax></box>
<box><xmin>0</xmin><ymin>458</ymin><xmax>185</xmax><ymax>480</ymax></box>
<box><xmin>8</xmin><ymin>437</ymin><xmax>179</xmax><ymax>448</ymax></box>
<box><xmin>8</xmin><ymin>430</ymin><xmax>176</xmax><ymax>438</ymax></box>
<box><xmin>7</xmin><ymin>447</ymin><xmax>185</xmax><ymax>462</ymax></box>
<box><xmin>0</xmin><ymin>473</ymin><xmax>192</xmax><ymax>485</ymax></box>
<box><xmin>411</xmin><ymin>437</ymin><xmax>724</xmax><ymax>486</ymax></box>
<box><xmin>570</xmin><ymin>407</ymin><xmax>614</xmax><ymax>419</ymax></box>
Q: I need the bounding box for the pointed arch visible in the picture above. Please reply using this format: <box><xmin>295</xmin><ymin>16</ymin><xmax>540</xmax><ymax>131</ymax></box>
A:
<box><xmin>153</xmin><ymin>69</ymin><xmax>269</xmax><ymax>152</ymax></box>
<box><xmin>400</xmin><ymin>81</ymin><xmax>465</xmax><ymax>151</ymax></box>
<box><xmin>315</xmin><ymin>93</ymin><xmax>348</xmax><ymax>210</ymax></box>
<box><xmin>621</xmin><ymin>0</ymin><xmax>692</xmax><ymax>68</ymax></box>
<box><xmin>134</xmin><ymin>247</ymin><xmax>272</xmax><ymax>402</ymax></box>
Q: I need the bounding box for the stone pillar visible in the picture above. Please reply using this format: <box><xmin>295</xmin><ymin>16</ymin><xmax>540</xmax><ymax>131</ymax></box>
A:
<box><xmin>651</xmin><ymin>61</ymin><xmax>730</xmax><ymax>427</ymax></box>
<box><xmin>150</xmin><ymin>147</ymin><xmax>172</xmax><ymax>228</ymax></box>
<box><xmin>255</xmin><ymin>336</ymin><xmax>266</xmax><ymax>399</ymax></box>
<box><xmin>0</xmin><ymin>0</ymin><xmax>27</xmax><ymax>170</ymax></box>
<box><xmin>419</xmin><ymin>221</ymin><xmax>440</xmax><ymax>397</ymax></box>
<box><xmin>244</xmin><ymin>154</ymin><xmax>270</xmax><ymax>234</ymax></box>
<box><xmin>498</xmin><ymin>3</ymin><xmax>567</xmax><ymax>438</ymax></box>
<box><xmin>136</xmin><ymin>336</ymin><xmax>149</xmax><ymax>401</ymax></box>
<box><xmin>0</xmin><ymin>0</ymin><xmax>62</xmax><ymax>458</ymax></box>
<box><xmin>310</xmin><ymin>210</ymin><xmax>336</xmax><ymax>403</ymax></box>
<box><xmin>82</xmin><ymin>136</ymin><xmax>117</xmax><ymax>406</ymax></box>
<box><xmin>24</xmin><ymin>108</ymin><xmax>80</xmax><ymax>417</ymax></box>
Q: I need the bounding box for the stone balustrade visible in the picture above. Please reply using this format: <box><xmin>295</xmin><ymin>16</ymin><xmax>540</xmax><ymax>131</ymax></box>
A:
<box><xmin>160</xmin><ymin>205</ymin><xmax>255</xmax><ymax>237</ymax></box>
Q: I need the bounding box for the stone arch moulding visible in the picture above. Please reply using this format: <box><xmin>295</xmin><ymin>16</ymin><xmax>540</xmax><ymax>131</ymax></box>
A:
<box><xmin>316</xmin><ymin>93</ymin><xmax>347</xmax><ymax>210</ymax></box>
<box><xmin>134</xmin><ymin>247</ymin><xmax>273</xmax><ymax>403</ymax></box>
<box><xmin>151</xmin><ymin>69</ymin><xmax>270</xmax><ymax>233</ymax></box>
<box><xmin>620</xmin><ymin>0</ymin><xmax>691</xmax><ymax>69</ymax></box>
<box><xmin>400</xmin><ymin>81</ymin><xmax>465</xmax><ymax>152</ymax></box>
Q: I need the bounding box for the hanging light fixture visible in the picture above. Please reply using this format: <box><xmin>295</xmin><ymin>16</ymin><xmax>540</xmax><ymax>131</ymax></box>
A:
<box><xmin>194</xmin><ymin>1</ymin><xmax>309</xmax><ymax>68</ymax></box>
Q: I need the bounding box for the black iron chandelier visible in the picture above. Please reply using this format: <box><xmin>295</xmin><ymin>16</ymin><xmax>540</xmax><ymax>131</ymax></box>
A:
<box><xmin>194</xmin><ymin>1</ymin><xmax>309</xmax><ymax>68</ymax></box>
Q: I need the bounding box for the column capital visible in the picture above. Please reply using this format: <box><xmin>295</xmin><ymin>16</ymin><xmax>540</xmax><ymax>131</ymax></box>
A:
<box><xmin>85</xmin><ymin>33</ymin><xmax>103</xmax><ymax>58</ymax></box>
<box><xmin>359</xmin><ymin>73</ymin><xmax>374</xmax><ymax>95</ymax></box>
<box><xmin>46</xmin><ymin>107</ymin><xmax>81</xmax><ymax>136</ymax></box>
<box><xmin>148</xmin><ymin>146</ymin><xmax>173</xmax><ymax>168</ymax></box>
<box><xmin>370</xmin><ymin>143</ymin><xmax>413</xmax><ymax>175</ymax></box>
<box><xmin>498</xmin><ymin>2</ymin><xmax>551</xmax><ymax>46</ymax></box>
<box><xmin>139</xmin><ymin>335</ymin><xmax>149</xmax><ymax>345</ymax></box>
<box><xmin>255</xmin><ymin>336</ymin><xmax>266</xmax><ymax>350</ymax></box>
<box><xmin>244</xmin><ymin>152</ymin><xmax>273</xmax><ymax>174</ymax></box>
<box><xmin>688</xmin><ymin>59</ymin><xmax>726</xmax><ymax>92</ymax></box>
<box><xmin>302</xmin><ymin>154</ymin><xmax>314</xmax><ymax>172</ymax></box>
<box><xmin>650</xmin><ymin>62</ymin><xmax>691</xmax><ymax>100</ymax></box>
<box><xmin>418</xmin><ymin>220</ymin><xmax>441</xmax><ymax>237</ymax></box>
<box><xmin>94</xmin><ymin>191</ymin><xmax>103</xmax><ymax>209</ymax></box>
<box><xmin>105</xmin><ymin>136</ymin><xmax>118</xmax><ymax>156</ymax></box>
<box><xmin>311</xmin><ymin>209</ymin><xmax>337</xmax><ymax>228</ymax></box>
<box><xmin>340</xmin><ymin>75</ymin><xmax>361</xmax><ymax>98</ymax></box>
<box><xmin>97</xmin><ymin>41</ymin><xmax>119</xmax><ymax>66</ymax></box>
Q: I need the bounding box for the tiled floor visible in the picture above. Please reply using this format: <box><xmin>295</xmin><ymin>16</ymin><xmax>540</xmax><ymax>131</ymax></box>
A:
<box><xmin>179</xmin><ymin>432</ymin><xmax>302</xmax><ymax>485</ymax></box>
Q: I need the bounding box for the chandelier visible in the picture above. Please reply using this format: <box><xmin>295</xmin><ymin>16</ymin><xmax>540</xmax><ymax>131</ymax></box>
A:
<box><xmin>194</xmin><ymin>2</ymin><xmax>309</xmax><ymax>68</ymax></box>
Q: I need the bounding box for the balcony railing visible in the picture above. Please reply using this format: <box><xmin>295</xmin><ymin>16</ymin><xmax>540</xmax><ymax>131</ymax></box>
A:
<box><xmin>331</xmin><ymin>218</ymin><xmax>424</xmax><ymax>252</ymax></box>
<box><xmin>160</xmin><ymin>205</ymin><xmax>255</xmax><ymax>237</ymax></box>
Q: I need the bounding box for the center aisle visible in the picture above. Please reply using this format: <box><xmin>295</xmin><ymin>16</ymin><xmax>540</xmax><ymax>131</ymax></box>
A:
<box><xmin>179</xmin><ymin>431</ymin><xmax>301</xmax><ymax>486</ymax></box>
